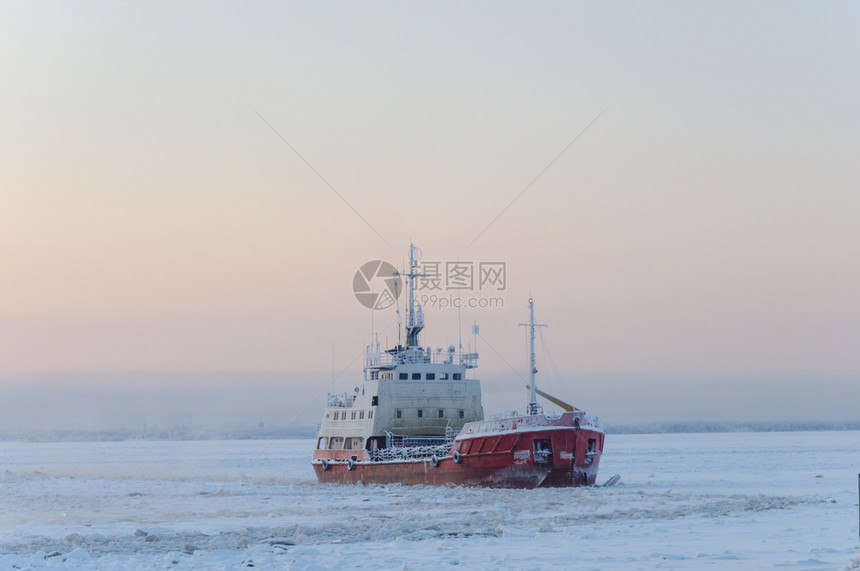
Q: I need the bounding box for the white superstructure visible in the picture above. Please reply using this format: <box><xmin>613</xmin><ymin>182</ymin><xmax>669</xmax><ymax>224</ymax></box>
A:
<box><xmin>315</xmin><ymin>244</ymin><xmax>483</xmax><ymax>456</ymax></box>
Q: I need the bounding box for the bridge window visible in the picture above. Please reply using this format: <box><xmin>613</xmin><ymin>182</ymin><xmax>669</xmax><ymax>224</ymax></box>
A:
<box><xmin>317</xmin><ymin>437</ymin><xmax>325</xmax><ymax>449</ymax></box>
<box><xmin>439</xmin><ymin>373</ymin><xmax>448</xmax><ymax>380</ymax></box>
<box><xmin>359</xmin><ymin>411</ymin><xmax>365</xmax><ymax>420</ymax></box>
<box><xmin>368</xmin><ymin>410</ymin><xmax>374</xmax><ymax>419</ymax></box>
<box><xmin>399</xmin><ymin>373</ymin><xmax>408</xmax><ymax>380</ymax></box>
<box><xmin>412</xmin><ymin>373</ymin><xmax>421</xmax><ymax>380</ymax></box>
<box><xmin>351</xmin><ymin>411</ymin><xmax>357</xmax><ymax>420</ymax></box>
<box><xmin>453</xmin><ymin>373</ymin><xmax>462</xmax><ymax>380</ymax></box>
<box><xmin>426</xmin><ymin>373</ymin><xmax>435</xmax><ymax>380</ymax></box>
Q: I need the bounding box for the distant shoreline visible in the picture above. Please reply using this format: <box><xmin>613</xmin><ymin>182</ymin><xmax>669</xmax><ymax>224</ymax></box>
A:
<box><xmin>0</xmin><ymin>426</ymin><xmax>318</xmax><ymax>443</ymax></box>
<box><xmin>605</xmin><ymin>419</ymin><xmax>860</xmax><ymax>434</ymax></box>
<box><xmin>1</xmin><ymin>420</ymin><xmax>858</xmax><ymax>442</ymax></box>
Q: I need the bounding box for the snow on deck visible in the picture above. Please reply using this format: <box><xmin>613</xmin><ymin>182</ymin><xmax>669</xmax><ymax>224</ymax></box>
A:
<box><xmin>459</xmin><ymin>412</ymin><xmax>603</xmax><ymax>439</ymax></box>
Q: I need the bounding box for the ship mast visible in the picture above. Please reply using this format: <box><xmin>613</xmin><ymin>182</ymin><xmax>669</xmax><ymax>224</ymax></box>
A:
<box><xmin>398</xmin><ymin>243</ymin><xmax>426</xmax><ymax>348</ymax></box>
<box><xmin>520</xmin><ymin>298</ymin><xmax>546</xmax><ymax>415</ymax></box>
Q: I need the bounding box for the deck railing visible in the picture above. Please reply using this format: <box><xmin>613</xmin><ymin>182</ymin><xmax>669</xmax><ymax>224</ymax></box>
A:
<box><xmin>368</xmin><ymin>441</ymin><xmax>453</xmax><ymax>462</ymax></box>
<box><xmin>365</xmin><ymin>348</ymin><xmax>478</xmax><ymax>368</ymax></box>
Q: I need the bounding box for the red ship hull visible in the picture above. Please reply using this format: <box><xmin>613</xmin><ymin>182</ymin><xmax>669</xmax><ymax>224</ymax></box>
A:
<box><xmin>313</xmin><ymin>412</ymin><xmax>603</xmax><ymax>488</ymax></box>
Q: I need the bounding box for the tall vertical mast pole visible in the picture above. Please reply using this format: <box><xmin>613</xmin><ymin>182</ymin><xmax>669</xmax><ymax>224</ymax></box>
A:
<box><xmin>407</xmin><ymin>244</ymin><xmax>415</xmax><ymax>333</ymax></box>
<box><xmin>528</xmin><ymin>298</ymin><xmax>538</xmax><ymax>414</ymax></box>
<box><xmin>520</xmin><ymin>297</ymin><xmax>546</xmax><ymax>415</ymax></box>
<box><xmin>398</xmin><ymin>243</ymin><xmax>426</xmax><ymax>348</ymax></box>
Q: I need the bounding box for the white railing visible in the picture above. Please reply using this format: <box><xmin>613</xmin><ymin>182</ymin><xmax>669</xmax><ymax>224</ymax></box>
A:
<box><xmin>488</xmin><ymin>410</ymin><xmax>520</xmax><ymax>420</ymax></box>
<box><xmin>369</xmin><ymin>440</ymin><xmax>453</xmax><ymax>462</ymax></box>
<box><xmin>366</xmin><ymin>348</ymin><xmax>478</xmax><ymax>368</ymax></box>
<box><xmin>327</xmin><ymin>393</ymin><xmax>355</xmax><ymax>408</ymax></box>
<box><xmin>366</xmin><ymin>428</ymin><xmax>457</xmax><ymax>461</ymax></box>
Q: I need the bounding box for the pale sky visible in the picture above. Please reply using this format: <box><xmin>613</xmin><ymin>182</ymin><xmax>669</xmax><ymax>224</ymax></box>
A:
<box><xmin>1</xmin><ymin>2</ymin><xmax>858</xmax><ymax>430</ymax></box>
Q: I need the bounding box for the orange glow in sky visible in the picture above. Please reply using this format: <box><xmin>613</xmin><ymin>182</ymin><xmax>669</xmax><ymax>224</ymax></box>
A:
<box><xmin>1</xmin><ymin>2</ymin><xmax>858</xmax><ymax>429</ymax></box>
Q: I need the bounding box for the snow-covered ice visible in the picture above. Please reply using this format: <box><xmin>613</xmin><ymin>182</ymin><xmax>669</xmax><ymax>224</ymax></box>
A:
<box><xmin>1</xmin><ymin>431</ymin><xmax>858</xmax><ymax>569</ymax></box>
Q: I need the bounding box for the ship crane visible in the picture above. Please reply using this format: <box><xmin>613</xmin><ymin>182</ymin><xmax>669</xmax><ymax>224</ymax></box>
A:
<box><xmin>520</xmin><ymin>299</ymin><xmax>583</xmax><ymax>413</ymax></box>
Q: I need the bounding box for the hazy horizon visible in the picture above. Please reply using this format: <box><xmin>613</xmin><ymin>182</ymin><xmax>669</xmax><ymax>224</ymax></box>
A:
<box><xmin>1</xmin><ymin>369</ymin><xmax>856</xmax><ymax>434</ymax></box>
<box><xmin>2</xmin><ymin>2</ymin><xmax>858</xmax><ymax>433</ymax></box>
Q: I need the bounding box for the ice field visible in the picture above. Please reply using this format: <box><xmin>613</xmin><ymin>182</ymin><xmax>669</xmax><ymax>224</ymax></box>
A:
<box><xmin>1</xmin><ymin>431</ymin><xmax>858</xmax><ymax>569</ymax></box>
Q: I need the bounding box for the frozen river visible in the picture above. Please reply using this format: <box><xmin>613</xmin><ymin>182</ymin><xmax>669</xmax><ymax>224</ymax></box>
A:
<box><xmin>1</xmin><ymin>431</ymin><xmax>858</xmax><ymax>569</ymax></box>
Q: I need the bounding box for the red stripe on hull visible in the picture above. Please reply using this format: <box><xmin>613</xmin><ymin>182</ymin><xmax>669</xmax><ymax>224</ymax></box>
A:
<box><xmin>313</xmin><ymin>455</ymin><xmax>600</xmax><ymax>488</ymax></box>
